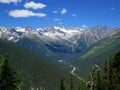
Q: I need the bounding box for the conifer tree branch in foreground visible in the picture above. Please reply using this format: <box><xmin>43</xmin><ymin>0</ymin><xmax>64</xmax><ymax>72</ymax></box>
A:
<box><xmin>0</xmin><ymin>53</ymin><xmax>21</xmax><ymax>90</ymax></box>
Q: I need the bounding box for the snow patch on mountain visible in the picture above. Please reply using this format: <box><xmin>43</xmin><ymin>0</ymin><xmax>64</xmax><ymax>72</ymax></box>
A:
<box><xmin>36</xmin><ymin>26</ymin><xmax>83</xmax><ymax>44</ymax></box>
<box><xmin>15</xmin><ymin>27</ymin><xmax>26</xmax><ymax>32</ymax></box>
<box><xmin>0</xmin><ymin>25</ymin><xmax>119</xmax><ymax>53</ymax></box>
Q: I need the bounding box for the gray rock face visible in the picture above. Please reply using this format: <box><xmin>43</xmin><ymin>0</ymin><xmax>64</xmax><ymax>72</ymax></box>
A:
<box><xmin>0</xmin><ymin>26</ymin><xmax>119</xmax><ymax>60</ymax></box>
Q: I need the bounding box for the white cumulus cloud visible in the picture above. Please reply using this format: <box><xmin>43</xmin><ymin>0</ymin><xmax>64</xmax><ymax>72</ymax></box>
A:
<box><xmin>0</xmin><ymin>0</ymin><xmax>21</xmax><ymax>4</ymax></box>
<box><xmin>61</xmin><ymin>8</ymin><xmax>67</xmax><ymax>14</ymax></box>
<box><xmin>24</xmin><ymin>1</ymin><xmax>46</xmax><ymax>9</ymax></box>
<box><xmin>53</xmin><ymin>10</ymin><xmax>58</xmax><ymax>13</ymax></box>
<box><xmin>54</xmin><ymin>18</ymin><xmax>61</xmax><ymax>21</ymax></box>
<box><xmin>72</xmin><ymin>14</ymin><xmax>76</xmax><ymax>17</ymax></box>
<box><xmin>81</xmin><ymin>24</ymin><xmax>88</xmax><ymax>30</ymax></box>
<box><xmin>9</xmin><ymin>9</ymin><xmax>46</xmax><ymax>18</ymax></box>
<box><xmin>58</xmin><ymin>22</ymin><xmax>63</xmax><ymax>25</ymax></box>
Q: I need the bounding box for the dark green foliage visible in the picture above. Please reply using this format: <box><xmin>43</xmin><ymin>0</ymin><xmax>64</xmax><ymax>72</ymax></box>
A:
<box><xmin>108</xmin><ymin>60</ymin><xmax>113</xmax><ymax>90</ymax></box>
<box><xmin>57</xmin><ymin>51</ymin><xmax>120</xmax><ymax>90</ymax></box>
<box><xmin>70</xmin><ymin>74</ymin><xmax>73</xmax><ymax>90</ymax></box>
<box><xmin>0</xmin><ymin>53</ymin><xmax>20</xmax><ymax>90</ymax></box>
<box><xmin>87</xmin><ymin>65</ymin><xmax>101</xmax><ymax>90</ymax></box>
<box><xmin>59</xmin><ymin>50</ymin><xmax>120</xmax><ymax>90</ymax></box>
<box><xmin>81</xmin><ymin>50</ymin><xmax>120</xmax><ymax>90</ymax></box>
<box><xmin>59</xmin><ymin>78</ymin><xmax>66</xmax><ymax>90</ymax></box>
<box><xmin>0</xmin><ymin>39</ymin><xmax>70</xmax><ymax>90</ymax></box>
<box><xmin>76</xmin><ymin>83</ymin><xmax>81</xmax><ymax>90</ymax></box>
<box><xmin>101</xmin><ymin>51</ymin><xmax>120</xmax><ymax>90</ymax></box>
<box><xmin>101</xmin><ymin>61</ymin><xmax>109</xmax><ymax>90</ymax></box>
<box><xmin>74</xmin><ymin>31</ymin><xmax>120</xmax><ymax>79</ymax></box>
<box><xmin>96</xmin><ymin>71</ymin><xmax>101</xmax><ymax>90</ymax></box>
<box><xmin>97</xmin><ymin>50</ymin><xmax>120</xmax><ymax>90</ymax></box>
<box><xmin>110</xmin><ymin>51</ymin><xmax>120</xmax><ymax>90</ymax></box>
<box><xmin>77</xmin><ymin>81</ymin><xmax>86</xmax><ymax>90</ymax></box>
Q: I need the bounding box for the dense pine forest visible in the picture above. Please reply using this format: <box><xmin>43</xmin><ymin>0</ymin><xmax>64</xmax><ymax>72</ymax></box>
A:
<box><xmin>0</xmin><ymin>50</ymin><xmax>120</xmax><ymax>90</ymax></box>
<box><xmin>59</xmin><ymin>50</ymin><xmax>120</xmax><ymax>90</ymax></box>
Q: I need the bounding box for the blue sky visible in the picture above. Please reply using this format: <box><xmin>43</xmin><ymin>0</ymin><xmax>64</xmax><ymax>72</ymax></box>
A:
<box><xmin>0</xmin><ymin>0</ymin><xmax>120</xmax><ymax>29</ymax></box>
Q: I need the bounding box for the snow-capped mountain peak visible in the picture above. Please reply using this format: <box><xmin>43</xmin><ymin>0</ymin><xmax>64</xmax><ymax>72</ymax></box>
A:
<box><xmin>36</xmin><ymin>26</ymin><xmax>83</xmax><ymax>40</ymax></box>
<box><xmin>0</xmin><ymin>25</ymin><xmax>120</xmax><ymax>54</ymax></box>
<box><xmin>15</xmin><ymin>27</ymin><xmax>26</xmax><ymax>32</ymax></box>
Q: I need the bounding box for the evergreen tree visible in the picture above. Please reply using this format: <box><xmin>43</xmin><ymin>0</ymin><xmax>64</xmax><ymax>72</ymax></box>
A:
<box><xmin>101</xmin><ymin>51</ymin><xmax>120</xmax><ymax>90</ymax></box>
<box><xmin>101</xmin><ymin>61</ymin><xmax>109</xmax><ymax>90</ymax></box>
<box><xmin>79</xmin><ymin>80</ymin><xmax>86</xmax><ymax>90</ymax></box>
<box><xmin>0</xmin><ymin>53</ymin><xmax>20</xmax><ymax>90</ymax></box>
<box><xmin>110</xmin><ymin>51</ymin><xmax>120</xmax><ymax>90</ymax></box>
<box><xmin>76</xmin><ymin>83</ymin><xmax>81</xmax><ymax>90</ymax></box>
<box><xmin>108</xmin><ymin>59</ymin><xmax>113</xmax><ymax>90</ymax></box>
<box><xmin>70</xmin><ymin>74</ymin><xmax>73</xmax><ymax>90</ymax></box>
<box><xmin>59</xmin><ymin>78</ymin><xmax>66</xmax><ymax>90</ymax></box>
<box><xmin>96</xmin><ymin>71</ymin><xmax>101</xmax><ymax>90</ymax></box>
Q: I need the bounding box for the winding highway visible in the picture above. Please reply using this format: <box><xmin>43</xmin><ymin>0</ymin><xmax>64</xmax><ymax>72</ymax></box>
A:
<box><xmin>70</xmin><ymin>66</ymin><xmax>85</xmax><ymax>82</ymax></box>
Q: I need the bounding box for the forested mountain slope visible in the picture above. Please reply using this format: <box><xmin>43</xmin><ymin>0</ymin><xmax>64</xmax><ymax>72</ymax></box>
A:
<box><xmin>73</xmin><ymin>31</ymin><xmax>120</xmax><ymax>79</ymax></box>
<box><xmin>0</xmin><ymin>39</ymin><xmax>70</xmax><ymax>90</ymax></box>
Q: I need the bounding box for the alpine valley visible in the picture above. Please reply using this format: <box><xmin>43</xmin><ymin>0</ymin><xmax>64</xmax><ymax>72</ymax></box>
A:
<box><xmin>0</xmin><ymin>25</ymin><xmax>120</xmax><ymax>89</ymax></box>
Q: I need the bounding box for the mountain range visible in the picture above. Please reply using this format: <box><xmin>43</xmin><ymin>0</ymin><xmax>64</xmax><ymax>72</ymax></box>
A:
<box><xmin>0</xmin><ymin>25</ymin><xmax>120</xmax><ymax>87</ymax></box>
<box><xmin>0</xmin><ymin>25</ymin><xmax>119</xmax><ymax>60</ymax></box>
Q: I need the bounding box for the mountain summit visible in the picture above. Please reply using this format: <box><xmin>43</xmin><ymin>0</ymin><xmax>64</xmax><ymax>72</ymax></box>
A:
<box><xmin>0</xmin><ymin>25</ymin><xmax>119</xmax><ymax>60</ymax></box>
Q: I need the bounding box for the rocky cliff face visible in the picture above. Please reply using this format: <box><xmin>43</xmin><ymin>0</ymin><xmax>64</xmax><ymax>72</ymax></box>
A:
<box><xmin>0</xmin><ymin>25</ymin><xmax>119</xmax><ymax>60</ymax></box>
